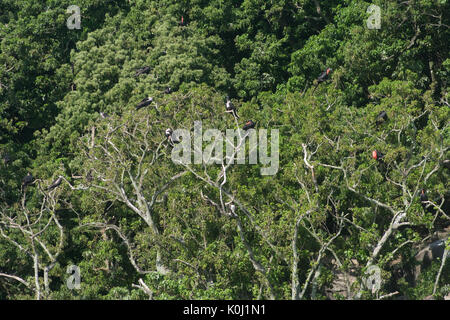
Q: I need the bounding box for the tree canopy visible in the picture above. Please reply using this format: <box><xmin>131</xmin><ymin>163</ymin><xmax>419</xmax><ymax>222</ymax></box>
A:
<box><xmin>0</xmin><ymin>0</ymin><xmax>449</xmax><ymax>300</ymax></box>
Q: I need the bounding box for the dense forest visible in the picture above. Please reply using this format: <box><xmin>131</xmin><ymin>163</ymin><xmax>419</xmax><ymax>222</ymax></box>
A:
<box><xmin>0</xmin><ymin>0</ymin><xmax>449</xmax><ymax>300</ymax></box>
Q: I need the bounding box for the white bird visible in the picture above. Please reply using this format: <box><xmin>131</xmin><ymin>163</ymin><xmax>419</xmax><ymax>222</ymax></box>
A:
<box><xmin>165</xmin><ymin>128</ymin><xmax>180</xmax><ymax>145</ymax></box>
<box><xmin>99</xmin><ymin>112</ymin><xmax>109</xmax><ymax>119</ymax></box>
<box><xmin>229</xmin><ymin>203</ymin><xmax>237</xmax><ymax>217</ymax></box>
<box><xmin>225</xmin><ymin>96</ymin><xmax>239</xmax><ymax>119</ymax></box>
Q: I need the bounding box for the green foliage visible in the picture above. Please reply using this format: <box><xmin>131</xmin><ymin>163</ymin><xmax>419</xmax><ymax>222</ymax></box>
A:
<box><xmin>0</xmin><ymin>0</ymin><xmax>449</xmax><ymax>300</ymax></box>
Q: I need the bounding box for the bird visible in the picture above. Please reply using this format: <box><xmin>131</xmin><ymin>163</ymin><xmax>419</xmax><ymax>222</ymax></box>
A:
<box><xmin>86</xmin><ymin>170</ymin><xmax>93</xmax><ymax>182</ymax></box>
<box><xmin>165</xmin><ymin>128</ymin><xmax>173</xmax><ymax>139</ymax></box>
<box><xmin>22</xmin><ymin>172</ymin><xmax>34</xmax><ymax>188</ymax></box>
<box><xmin>136</xmin><ymin>97</ymin><xmax>153</xmax><ymax>110</ymax></box>
<box><xmin>372</xmin><ymin>150</ymin><xmax>384</xmax><ymax>161</ymax></box>
<box><xmin>165</xmin><ymin>128</ymin><xmax>180</xmax><ymax>145</ymax></box>
<box><xmin>429</xmin><ymin>239</ymin><xmax>448</xmax><ymax>260</ymax></box>
<box><xmin>420</xmin><ymin>189</ymin><xmax>428</xmax><ymax>205</ymax></box>
<box><xmin>312</xmin><ymin>67</ymin><xmax>333</xmax><ymax>93</ymax></box>
<box><xmin>134</xmin><ymin>66</ymin><xmax>150</xmax><ymax>77</ymax></box>
<box><xmin>99</xmin><ymin>112</ymin><xmax>109</xmax><ymax>119</ymax></box>
<box><xmin>443</xmin><ymin>159</ymin><xmax>450</xmax><ymax>170</ymax></box>
<box><xmin>180</xmin><ymin>16</ymin><xmax>186</xmax><ymax>27</ymax></box>
<box><xmin>46</xmin><ymin>176</ymin><xmax>63</xmax><ymax>191</ymax></box>
<box><xmin>243</xmin><ymin>120</ymin><xmax>255</xmax><ymax>131</ymax></box>
<box><xmin>225</xmin><ymin>96</ymin><xmax>239</xmax><ymax>119</ymax></box>
<box><xmin>317</xmin><ymin>68</ymin><xmax>332</xmax><ymax>83</ymax></box>
<box><xmin>2</xmin><ymin>153</ymin><xmax>11</xmax><ymax>165</ymax></box>
<box><xmin>104</xmin><ymin>200</ymin><xmax>113</xmax><ymax>214</ymax></box>
<box><xmin>164</xmin><ymin>87</ymin><xmax>172</xmax><ymax>94</ymax></box>
<box><xmin>229</xmin><ymin>203</ymin><xmax>237</xmax><ymax>218</ymax></box>
<box><xmin>376</xmin><ymin>111</ymin><xmax>388</xmax><ymax>126</ymax></box>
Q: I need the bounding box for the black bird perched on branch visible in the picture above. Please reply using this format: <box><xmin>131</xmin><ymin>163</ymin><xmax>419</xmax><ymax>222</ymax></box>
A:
<box><xmin>134</xmin><ymin>66</ymin><xmax>150</xmax><ymax>77</ymax></box>
<box><xmin>317</xmin><ymin>68</ymin><xmax>332</xmax><ymax>83</ymax></box>
<box><xmin>2</xmin><ymin>153</ymin><xmax>11</xmax><ymax>165</ymax></box>
<box><xmin>22</xmin><ymin>173</ymin><xmax>34</xmax><ymax>188</ymax></box>
<box><xmin>225</xmin><ymin>96</ymin><xmax>239</xmax><ymax>119</ymax></box>
<box><xmin>47</xmin><ymin>176</ymin><xmax>63</xmax><ymax>191</ymax></box>
<box><xmin>243</xmin><ymin>120</ymin><xmax>255</xmax><ymax>131</ymax></box>
<box><xmin>430</xmin><ymin>239</ymin><xmax>448</xmax><ymax>260</ymax></box>
<box><xmin>86</xmin><ymin>170</ymin><xmax>93</xmax><ymax>182</ymax></box>
<box><xmin>312</xmin><ymin>67</ymin><xmax>333</xmax><ymax>93</ymax></box>
<box><xmin>104</xmin><ymin>200</ymin><xmax>113</xmax><ymax>214</ymax></box>
<box><xmin>136</xmin><ymin>97</ymin><xmax>153</xmax><ymax>110</ymax></box>
<box><xmin>376</xmin><ymin>111</ymin><xmax>388</xmax><ymax>126</ymax></box>
<box><xmin>420</xmin><ymin>189</ymin><xmax>428</xmax><ymax>206</ymax></box>
<box><xmin>164</xmin><ymin>87</ymin><xmax>172</xmax><ymax>94</ymax></box>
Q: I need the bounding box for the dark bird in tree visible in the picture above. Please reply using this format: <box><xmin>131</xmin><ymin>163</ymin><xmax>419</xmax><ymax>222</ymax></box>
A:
<box><xmin>317</xmin><ymin>68</ymin><xmax>332</xmax><ymax>83</ymax></box>
<box><xmin>372</xmin><ymin>150</ymin><xmax>384</xmax><ymax>161</ymax></box>
<box><xmin>225</xmin><ymin>96</ymin><xmax>239</xmax><ymax>119</ymax></box>
<box><xmin>86</xmin><ymin>170</ymin><xmax>93</xmax><ymax>182</ymax></box>
<box><xmin>104</xmin><ymin>200</ymin><xmax>113</xmax><ymax>214</ymax></box>
<box><xmin>429</xmin><ymin>239</ymin><xmax>448</xmax><ymax>260</ymax></box>
<box><xmin>134</xmin><ymin>66</ymin><xmax>150</xmax><ymax>77</ymax></box>
<box><xmin>443</xmin><ymin>159</ymin><xmax>450</xmax><ymax>170</ymax></box>
<box><xmin>47</xmin><ymin>176</ymin><xmax>63</xmax><ymax>191</ymax></box>
<box><xmin>22</xmin><ymin>173</ymin><xmax>34</xmax><ymax>188</ymax></box>
<box><xmin>243</xmin><ymin>120</ymin><xmax>255</xmax><ymax>131</ymax></box>
<box><xmin>312</xmin><ymin>67</ymin><xmax>333</xmax><ymax>93</ymax></box>
<box><xmin>376</xmin><ymin>111</ymin><xmax>388</xmax><ymax>126</ymax></box>
<box><xmin>136</xmin><ymin>97</ymin><xmax>153</xmax><ymax>110</ymax></box>
<box><xmin>420</xmin><ymin>189</ymin><xmax>428</xmax><ymax>207</ymax></box>
<box><xmin>164</xmin><ymin>87</ymin><xmax>172</xmax><ymax>94</ymax></box>
<box><xmin>2</xmin><ymin>153</ymin><xmax>11</xmax><ymax>165</ymax></box>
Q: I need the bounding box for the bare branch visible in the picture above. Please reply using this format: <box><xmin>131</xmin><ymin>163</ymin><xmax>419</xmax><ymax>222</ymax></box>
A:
<box><xmin>0</xmin><ymin>273</ymin><xmax>30</xmax><ymax>288</ymax></box>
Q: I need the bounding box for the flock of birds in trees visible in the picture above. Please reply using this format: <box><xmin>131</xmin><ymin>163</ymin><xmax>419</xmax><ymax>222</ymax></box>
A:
<box><xmin>0</xmin><ymin>31</ymin><xmax>434</xmax><ymax>212</ymax></box>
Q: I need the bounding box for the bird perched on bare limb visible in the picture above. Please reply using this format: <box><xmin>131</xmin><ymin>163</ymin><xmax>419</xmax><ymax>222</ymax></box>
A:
<box><xmin>420</xmin><ymin>189</ymin><xmax>428</xmax><ymax>208</ymax></box>
<box><xmin>225</xmin><ymin>96</ymin><xmax>239</xmax><ymax>119</ymax></box>
<box><xmin>375</xmin><ymin>111</ymin><xmax>388</xmax><ymax>127</ymax></box>
<box><xmin>136</xmin><ymin>96</ymin><xmax>153</xmax><ymax>110</ymax></box>
<box><xmin>229</xmin><ymin>203</ymin><xmax>237</xmax><ymax>218</ymax></box>
<box><xmin>134</xmin><ymin>66</ymin><xmax>150</xmax><ymax>77</ymax></box>
<box><xmin>312</xmin><ymin>67</ymin><xmax>332</xmax><ymax>93</ymax></box>
<box><xmin>46</xmin><ymin>176</ymin><xmax>63</xmax><ymax>191</ymax></box>
<box><xmin>22</xmin><ymin>172</ymin><xmax>34</xmax><ymax>190</ymax></box>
